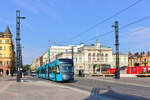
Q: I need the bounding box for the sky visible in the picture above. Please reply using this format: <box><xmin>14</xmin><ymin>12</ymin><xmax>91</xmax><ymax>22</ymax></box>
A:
<box><xmin>0</xmin><ymin>0</ymin><xmax>150</xmax><ymax>64</ymax></box>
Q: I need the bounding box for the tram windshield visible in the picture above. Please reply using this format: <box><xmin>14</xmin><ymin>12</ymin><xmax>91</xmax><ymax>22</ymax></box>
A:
<box><xmin>61</xmin><ymin>63</ymin><xmax>73</xmax><ymax>73</ymax></box>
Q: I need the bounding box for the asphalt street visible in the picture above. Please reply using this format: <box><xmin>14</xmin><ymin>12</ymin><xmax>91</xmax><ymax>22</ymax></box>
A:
<box><xmin>0</xmin><ymin>76</ymin><xmax>110</xmax><ymax>100</ymax></box>
<box><xmin>1</xmin><ymin>76</ymin><xmax>150</xmax><ymax>100</ymax></box>
<box><xmin>30</xmin><ymin>76</ymin><xmax>150</xmax><ymax>100</ymax></box>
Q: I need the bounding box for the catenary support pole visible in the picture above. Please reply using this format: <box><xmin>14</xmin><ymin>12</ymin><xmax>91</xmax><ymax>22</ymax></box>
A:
<box><xmin>112</xmin><ymin>21</ymin><xmax>120</xmax><ymax>79</ymax></box>
<box><xmin>16</xmin><ymin>10</ymin><xmax>25</xmax><ymax>82</ymax></box>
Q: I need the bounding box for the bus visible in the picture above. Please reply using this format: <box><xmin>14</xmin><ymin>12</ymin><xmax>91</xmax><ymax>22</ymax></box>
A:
<box><xmin>37</xmin><ymin>58</ymin><xmax>74</xmax><ymax>82</ymax></box>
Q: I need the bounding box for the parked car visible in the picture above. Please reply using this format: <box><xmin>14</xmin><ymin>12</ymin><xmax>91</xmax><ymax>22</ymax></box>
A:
<box><xmin>31</xmin><ymin>71</ymin><xmax>36</xmax><ymax>77</ymax></box>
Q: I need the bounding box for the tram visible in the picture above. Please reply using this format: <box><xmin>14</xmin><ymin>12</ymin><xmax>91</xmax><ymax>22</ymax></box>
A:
<box><xmin>37</xmin><ymin>58</ymin><xmax>74</xmax><ymax>82</ymax></box>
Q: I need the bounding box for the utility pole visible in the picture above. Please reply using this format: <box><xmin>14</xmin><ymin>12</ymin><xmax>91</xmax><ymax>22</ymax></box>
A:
<box><xmin>16</xmin><ymin>10</ymin><xmax>25</xmax><ymax>82</ymax></box>
<box><xmin>20</xmin><ymin>44</ymin><xmax>23</xmax><ymax>78</ymax></box>
<box><xmin>112</xmin><ymin>21</ymin><xmax>120</xmax><ymax>79</ymax></box>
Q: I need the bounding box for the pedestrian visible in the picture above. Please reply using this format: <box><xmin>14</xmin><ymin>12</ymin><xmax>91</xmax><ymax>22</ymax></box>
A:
<box><xmin>6</xmin><ymin>70</ymin><xmax>9</xmax><ymax>76</ymax></box>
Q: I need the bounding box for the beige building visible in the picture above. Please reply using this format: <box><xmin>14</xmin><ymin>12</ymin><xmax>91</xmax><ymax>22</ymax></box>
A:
<box><xmin>32</xmin><ymin>40</ymin><xmax>128</xmax><ymax>75</ymax></box>
<box><xmin>42</xmin><ymin>51</ymin><xmax>49</xmax><ymax>65</ymax></box>
<box><xmin>31</xmin><ymin>56</ymin><xmax>42</xmax><ymax>71</ymax></box>
<box><xmin>113</xmin><ymin>53</ymin><xmax>128</xmax><ymax>67</ymax></box>
<box><xmin>41</xmin><ymin>44</ymin><xmax>84</xmax><ymax>65</ymax></box>
<box><xmin>57</xmin><ymin>40</ymin><xmax>114</xmax><ymax>75</ymax></box>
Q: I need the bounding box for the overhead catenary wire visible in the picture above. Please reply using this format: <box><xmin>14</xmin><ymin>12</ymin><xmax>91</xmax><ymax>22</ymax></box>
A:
<box><xmin>81</xmin><ymin>16</ymin><xmax>150</xmax><ymax>44</ymax></box>
<box><xmin>63</xmin><ymin>0</ymin><xmax>143</xmax><ymax>44</ymax></box>
<box><xmin>101</xmin><ymin>26</ymin><xmax>150</xmax><ymax>44</ymax></box>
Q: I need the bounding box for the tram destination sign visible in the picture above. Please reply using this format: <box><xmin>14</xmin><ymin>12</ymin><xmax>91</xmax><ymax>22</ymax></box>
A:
<box><xmin>61</xmin><ymin>63</ymin><xmax>72</xmax><ymax>67</ymax></box>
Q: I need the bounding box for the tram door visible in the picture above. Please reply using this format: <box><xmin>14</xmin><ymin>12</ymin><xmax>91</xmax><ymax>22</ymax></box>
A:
<box><xmin>55</xmin><ymin>63</ymin><xmax>57</xmax><ymax>81</ymax></box>
<box><xmin>48</xmin><ymin>65</ymin><xmax>49</xmax><ymax>79</ymax></box>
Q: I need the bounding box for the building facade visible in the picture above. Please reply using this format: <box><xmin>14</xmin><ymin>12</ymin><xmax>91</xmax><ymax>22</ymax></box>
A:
<box><xmin>128</xmin><ymin>51</ymin><xmax>150</xmax><ymax>67</ymax></box>
<box><xmin>0</xmin><ymin>26</ymin><xmax>15</xmax><ymax>76</ymax></box>
<box><xmin>30</xmin><ymin>56</ymin><xmax>42</xmax><ymax>71</ymax></box>
<box><xmin>57</xmin><ymin>40</ymin><xmax>114</xmax><ymax>75</ymax></box>
<box><xmin>32</xmin><ymin>40</ymin><xmax>128</xmax><ymax>75</ymax></box>
<box><xmin>113</xmin><ymin>53</ymin><xmax>128</xmax><ymax>67</ymax></box>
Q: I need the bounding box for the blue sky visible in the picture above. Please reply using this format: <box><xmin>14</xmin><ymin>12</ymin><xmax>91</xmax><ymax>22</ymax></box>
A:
<box><xmin>0</xmin><ymin>0</ymin><xmax>150</xmax><ymax>64</ymax></box>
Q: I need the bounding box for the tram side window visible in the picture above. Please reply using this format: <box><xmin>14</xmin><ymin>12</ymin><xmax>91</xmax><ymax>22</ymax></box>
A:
<box><xmin>44</xmin><ymin>69</ymin><xmax>46</xmax><ymax>74</ymax></box>
<box><xmin>42</xmin><ymin>69</ymin><xmax>44</xmax><ymax>74</ymax></box>
<box><xmin>41</xmin><ymin>70</ymin><xmax>42</xmax><ymax>74</ymax></box>
<box><xmin>43</xmin><ymin>69</ymin><xmax>45</xmax><ymax>74</ymax></box>
<box><xmin>56</xmin><ymin>66</ymin><xmax>60</xmax><ymax>74</ymax></box>
<box><xmin>45</xmin><ymin>68</ymin><xmax>48</xmax><ymax>74</ymax></box>
<box><xmin>48</xmin><ymin>67</ymin><xmax>52</xmax><ymax>73</ymax></box>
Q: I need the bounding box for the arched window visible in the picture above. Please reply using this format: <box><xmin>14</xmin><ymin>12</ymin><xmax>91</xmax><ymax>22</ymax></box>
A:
<box><xmin>93</xmin><ymin>53</ymin><xmax>95</xmax><ymax>56</ymax></box>
<box><xmin>88</xmin><ymin>53</ymin><xmax>91</xmax><ymax>56</ymax></box>
<box><xmin>105</xmin><ymin>54</ymin><xmax>108</xmax><ymax>57</ymax></box>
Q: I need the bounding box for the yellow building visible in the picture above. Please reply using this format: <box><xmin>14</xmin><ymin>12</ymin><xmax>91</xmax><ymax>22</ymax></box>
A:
<box><xmin>128</xmin><ymin>52</ymin><xmax>150</xmax><ymax>67</ymax></box>
<box><xmin>0</xmin><ymin>26</ymin><xmax>15</xmax><ymax>76</ymax></box>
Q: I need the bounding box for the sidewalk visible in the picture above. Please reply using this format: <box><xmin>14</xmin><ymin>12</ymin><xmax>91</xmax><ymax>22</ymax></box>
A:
<box><xmin>0</xmin><ymin>75</ymin><xmax>12</xmax><ymax>81</ymax></box>
<box><xmin>86</xmin><ymin>77</ymin><xmax>150</xmax><ymax>87</ymax></box>
<box><xmin>0</xmin><ymin>77</ymin><xmax>111</xmax><ymax>100</ymax></box>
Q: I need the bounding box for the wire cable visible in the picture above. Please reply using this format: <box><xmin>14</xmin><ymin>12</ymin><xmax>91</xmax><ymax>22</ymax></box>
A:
<box><xmin>63</xmin><ymin>0</ymin><xmax>143</xmax><ymax>44</ymax></box>
<box><xmin>81</xmin><ymin>16</ymin><xmax>150</xmax><ymax>44</ymax></box>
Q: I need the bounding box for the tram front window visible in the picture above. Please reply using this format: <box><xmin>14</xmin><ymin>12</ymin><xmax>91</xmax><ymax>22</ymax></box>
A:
<box><xmin>61</xmin><ymin>66</ymin><xmax>73</xmax><ymax>73</ymax></box>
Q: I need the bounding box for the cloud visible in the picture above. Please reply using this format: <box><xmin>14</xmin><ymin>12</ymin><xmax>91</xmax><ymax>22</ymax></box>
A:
<box><xmin>120</xmin><ymin>26</ymin><xmax>150</xmax><ymax>48</ymax></box>
<box><xmin>12</xmin><ymin>0</ymin><xmax>62</xmax><ymax>21</ymax></box>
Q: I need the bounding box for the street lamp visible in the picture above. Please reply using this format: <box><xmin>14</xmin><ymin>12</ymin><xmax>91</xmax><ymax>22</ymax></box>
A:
<box><xmin>16</xmin><ymin>10</ymin><xmax>26</xmax><ymax>82</ymax></box>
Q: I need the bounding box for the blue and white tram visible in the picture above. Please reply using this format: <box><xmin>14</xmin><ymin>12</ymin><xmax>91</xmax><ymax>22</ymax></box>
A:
<box><xmin>37</xmin><ymin>58</ymin><xmax>74</xmax><ymax>82</ymax></box>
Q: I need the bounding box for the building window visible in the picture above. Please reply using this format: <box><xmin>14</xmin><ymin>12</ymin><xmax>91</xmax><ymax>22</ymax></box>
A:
<box><xmin>5</xmin><ymin>40</ymin><xmax>9</xmax><ymax>44</ymax></box>
<box><xmin>88</xmin><ymin>53</ymin><xmax>91</xmax><ymax>56</ymax></box>
<box><xmin>105</xmin><ymin>54</ymin><xmax>108</xmax><ymax>62</ymax></box>
<box><xmin>101</xmin><ymin>53</ymin><xmax>104</xmax><ymax>61</ymax></box>
<box><xmin>7</xmin><ymin>61</ymin><xmax>9</xmax><ymax>65</ymax></box>
<box><xmin>0</xmin><ymin>40</ymin><xmax>2</xmax><ymax>43</ymax></box>
<box><xmin>0</xmin><ymin>54</ymin><xmax>2</xmax><ymax>57</ymax></box>
<box><xmin>93</xmin><ymin>53</ymin><xmax>95</xmax><ymax>57</ymax></box>
<box><xmin>93</xmin><ymin>58</ymin><xmax>95</xmax><ymax>61</ymax></box>
<box><xmin>0</xmin><ymin>61</ymin><xmax>2</xmax><ymax>65</ymax></box>
<box><xmin>0</xmin><ymin>46</ymin><xmax>2</xmax><ymax>50</ymax></box>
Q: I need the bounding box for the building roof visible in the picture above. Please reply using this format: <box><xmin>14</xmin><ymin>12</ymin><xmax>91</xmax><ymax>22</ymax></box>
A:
<box><xmin>83</xmin><ymin>45</ymin><xmax>112</xmax><ymax>50</ymax></box>
<box><xmin>113</xmin><ymin>52</ymin><xmax>128</xmax><ymax>55</ymax></box>
<box><xmin>0</xmin><ymin>32</ymin><xmax>5</xmax><ymax>35</ymax></box>
<box><xmin>5</xmin><ymin>26</ymin><xmax>12</xmax><ymax>34</ymax></box>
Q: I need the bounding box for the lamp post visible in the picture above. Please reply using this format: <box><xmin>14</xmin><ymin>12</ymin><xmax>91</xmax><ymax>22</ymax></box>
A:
<box><xmin>112</xmin><ymin>21</ymin><xmax>120</xmax><ymax>79</ymax></box>
<box><xmin>16</xmin><ymin>10</ymin><xmax>25</xmax><ymax>82</ymax></box>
